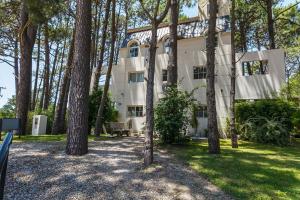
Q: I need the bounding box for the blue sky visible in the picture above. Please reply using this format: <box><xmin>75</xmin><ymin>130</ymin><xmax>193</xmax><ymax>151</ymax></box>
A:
<box><xmin>0</xmin><ymin>0</ymin><xmax>296</xmax><ymax>107</ymax></box>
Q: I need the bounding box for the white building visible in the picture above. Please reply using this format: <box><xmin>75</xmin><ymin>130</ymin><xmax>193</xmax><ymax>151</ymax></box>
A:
<box><xmin>109</xmin><ymin>0</ymin><xmax>285</xmax><ymax>136</ymax></box>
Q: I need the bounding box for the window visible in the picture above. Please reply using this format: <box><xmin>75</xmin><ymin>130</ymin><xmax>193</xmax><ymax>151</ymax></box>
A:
<box><xmin>197</xmin><ymin>106</ymin><xmax>208</xmax><ymax>118</ymax></box>
<box><xmin>128</xmin><ymin>106</ymin><xmax>143</xmax><ymax>117</ymax></box>
<box><xmin>162</xmin><ymin>70</ymin><xmax>168</xmax><ymax>82</ymax></box>
<box><xmin>164</xmin><ymin>38</ymin><xmax>171</xmax><ymax>54</ymax></box>
<box><xmin>129</xmin><ymin>42</ymin><xmax>139</xmax><ymax>57</ymax></box>
<box><xmin>193</xmin><ymin>66</ymin><xmax>207</xmax><ymax>79</ymax></box>
<box><xmin>242</xmin><ymin>60</ymin><xmax>269</xmax><ymax>76</ymax></box>
<box><xmin>128</xmin><ymin>72</ymin><xmax>144</xmax><ymax>83</ymax></box>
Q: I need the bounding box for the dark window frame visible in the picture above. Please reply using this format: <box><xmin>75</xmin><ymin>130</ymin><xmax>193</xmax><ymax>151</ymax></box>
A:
<box><xmin>127</xmin><ymin>106</ymin><xmax>143</xmax><ymax>117</ymax></box>
<box><xmin>197</xmin><ymin>106</ymin><xmax>208</xmax><ymax>118</ymax></box>
<box><xmin>129</xmin><ymin>42</ymin><xmax>139</xmax><ymax>57</ymax></box>
<box><xmin>128</xmin><ymin>72</ymin><xmax>144</xmax><ymax>83</ymax></box>
<box><xmin>162</xmin><ymin>69</ymin><xmax>168</xmax><ymax>82</ymax></box>
<box><xmin>193</xmin><ymin>66</ymin><xmax>207</xmax><ymax>79</ymax></box>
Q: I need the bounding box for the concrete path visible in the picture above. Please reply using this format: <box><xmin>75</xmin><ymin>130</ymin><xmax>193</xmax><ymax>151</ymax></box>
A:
<box><xmin>5</xmin><ymin>137</ymin><xmax>232</xmax><ymax>200</ymax></box>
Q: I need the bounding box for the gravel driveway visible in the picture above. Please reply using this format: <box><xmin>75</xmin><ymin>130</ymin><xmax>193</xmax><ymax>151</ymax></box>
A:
<box><xmin>4</xmin><ymin>137</ymin><xmax>232</xmax><ymax>200</ymax></box>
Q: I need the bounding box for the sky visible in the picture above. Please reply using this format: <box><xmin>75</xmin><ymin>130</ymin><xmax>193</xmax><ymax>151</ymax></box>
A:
<box><xmin>0</xmin><ymin>0</ymin><xmax>296</xmax><ymax>107</ymax></box>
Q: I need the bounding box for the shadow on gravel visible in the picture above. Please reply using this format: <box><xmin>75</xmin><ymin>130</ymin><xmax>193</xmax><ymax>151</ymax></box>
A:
<box><xmin>4</xmin><ymin>137</ymin><xmax>232</xmax><ymax>200</ymax></box>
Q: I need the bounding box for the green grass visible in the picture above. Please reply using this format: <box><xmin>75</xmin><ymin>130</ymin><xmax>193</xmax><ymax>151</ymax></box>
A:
<box><xmin>165</xmin><ymin>139</ymin><xmax>300</xmax><ymax>200</ymax></box>
<box><xmin>0</xmin><ymin>133</ymin><xmax>113</xmax><ymax>142</ymax></box>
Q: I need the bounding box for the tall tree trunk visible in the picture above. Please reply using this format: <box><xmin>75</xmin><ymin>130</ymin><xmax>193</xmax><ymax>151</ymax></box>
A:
<box><xmin>39</xmin><ymin>68</ymin><xmax>45</xmax><ymax>109</ymax></box>
<box><xmin>17</xmin><ymin>1</ymin><xmax>37</xmax><ymax>135</ymax></box>
<box><xmin>230</xmin><ymin>0</ymin><xmax>238</xmax><ymax>148</ymax></box>
<box><xmin>240</xmin><ymin>22</ymin><xmax>252</xmax><ymax>75</ymax></box>
<box><xmin>66</xmin><ymin>0</ymin><xmax>92</xmax><ymax>155</ymax></box>
<box><xmin>113</xmin><ymin>2</ymin><xmax>122</xmax><ymax>63</ymax></box>
<box><xmin>94</xmin><ymin>0</ymin><xmax>103</xmax><ymax>69</ymax></box>
<box><xmin>206</xmin><ymin>0</ymin><xmax>220</xmax><ymax>154</ymax></box>
<box><xmin>90</xmin><ymin>0</ymin><xmax>98</xmax><ymax>74</ymax></box>
<box><xmin>267</xmin><ymin>0</ymin><xmax>275</xmax><ymax>49</ymax></box>
<box><xmin>36</xmin><ymin>72</ymin><xmax>43</xmax><ymax>107</ymax></box>
<box><xmin>138</xmin><ymin>0</ymin><xmax>171</xmax><ymax>167</ymax></box>
<box><xmin>124</xmin><ymin>1</ymin><xmax>129</xmax><ymax>38</ymax></box>
<box><xmin>239</xmin><ymin>22</ymin><xmax>247</xmax><ymax>52</ymax></box>
<box><xmin>94</xmin><ymin>0</ymin><xmax>116</xmax><ymax>137</ymax></box>
<box><xmin>43</xmin><ymin>22</ymin><xmax>50</xmax><ymax>110</ymax></box>
<box><xmin>167</xmin><ymin>0</ymin><xmax>178</xmax><ymax>86</ymax></box>
<box><xmin>52</xmin><ymin>31</ymin><xmax>75</xmax><ymax>134</ymax></box>
<box><xmin>53</xmin><ymin>40</ymin><xmax>67</xmax><ymax>117</ymax></box>
<box><xmin>31</xmin><ymin>27</ymin><xmax>41</xmax><ymax>111</ymax></box>
<box><xmin>14</xmin><ymin>38</ymin><xmax>19</xmax><ymax>108</ymax></box>
<box><xmin>144</xmin><ymin>24</ymin><xmax>159</xmax><ymax>166</ymax></box>
<box><xmin>49</xmin><ymin>43</ymin><xmax>60</xmax><ymax>100</ymax></box>
<box><xmin>91</xmin><ymin>0</ymin><xmax>112</xmax><ymax>92</ymax></box>
<box><xmin>255</xmin><ymin>28</ymin><xmax>261</xmax><ymax>51</ymax></box>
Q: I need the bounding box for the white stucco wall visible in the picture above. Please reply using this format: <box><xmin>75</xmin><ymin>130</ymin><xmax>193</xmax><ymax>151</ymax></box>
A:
<box><xmin>110</xmin><ymin>31</ymin><xmax>285</xmax><ymax>136</ymax></box>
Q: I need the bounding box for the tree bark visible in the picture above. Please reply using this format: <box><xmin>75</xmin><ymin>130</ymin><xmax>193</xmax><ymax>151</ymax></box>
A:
<box><xmin>90</xmin><ymin>1</ymin><xmax>98</xmax><ymax>74</ymax></box>
<box><xmin>66</xmin><ymin>0</ymin><xmax>92</xmax><ymax>155</ymax></box>
<box><xmin>49</xmin><ymin>43</ymin><xmax>60</xmax><ymax>101</ymax></box>
<box><xmin>91</xmin><ymin>0</ymin><xmax>112</xmax><ymax>92</ymax></box>
<box><xmin>39</xmin><ymin>68</ymin><xmax>45</xmax><ymax>109</ymax></box>
<box><xmin>267</xmin><ymin>0</ymin><xmax>275</xmax><ymax>49</ymax></box>
<box><xmin>14</xmin><ymin>38</ymin><xmax>19</xmax><ymax>108</ymax></box>
<box><xmin>52</xmin><ymin>31</ymin><xmax>75</xmax><ymax>134</ymax></box>
<box><xmin>139</xmin><ymin>0</ymin><xmax>171</xmax><ymax>167</ymax></box>
<box><xmin>113</xmin><ymin>3</ymin><xmax>122</xmax><ymax>63</ymax></box>
<box><xmin>230</xmin><ymin>0</ymin><xmax>238</xmax><ymax>148</ymax></box>
<box><xmin>255</xmin><ymin>28</ymin><xmax>261</xmax><ymax>51</ymax></box>
<box><xmin>53</xmin><ymin>40</ymin><xmax>67</xmax><ymax>117</ymax></box>
<box><xmin>206</xmin><ymin>0</ymin><xmax>220</xmax><ymax>154</ymax></box>
<box><xmin>144</xmin><ymin>24</ymin><xmax>158</xmax><ymax>166</ymax></box>
<box><xmin>17</xmin><ymin>1</ymin><xmax>37</xmax><ymax>135</ymax></box>
<box><xmin>167</xmin><ymin>0</ymin><xmax>178</xmax><ymax>86</ymax></box>
<box><xmin>94</xmin><ymin>0</ymin><xmax>116</xmax><ymax>137</ymax></box>
<box><xmin>43</xmin><ymin>22</ymin><xmax>50</xmax><ymax>110</ymax></box>
<box><xmin>94</xmin><ymin>0</ymin><xmax>104</xmax><ymax>69</ymax></box>
<box><xmin>36</xmin><ymin>72</ymin><xmax>43</xmax><ymax>107</ymax></box>
<box><xmin>31</xmin><ymin>27</ymin><xmax>41</xmax><ymax>111</ymax></box>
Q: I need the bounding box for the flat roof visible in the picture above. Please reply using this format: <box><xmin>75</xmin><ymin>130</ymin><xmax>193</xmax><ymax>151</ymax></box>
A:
<box><xmin>127</xmin><ymin>17</ymin><xmax>200</xmax><ymax>34</ymax></box>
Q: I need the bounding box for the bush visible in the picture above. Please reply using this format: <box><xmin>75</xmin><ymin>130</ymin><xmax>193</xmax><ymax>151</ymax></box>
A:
<box><xmin>236</xmin><ymin>100</ymin><xmax>297</xmax><ymax>146</ymax></box>
<box><xmin>154</xmin><ymin>86</ymin><xmax>195</xmax><ymax>144</ymax></box>
<box><xmin>88</xmin><ymin>88</ymin><xmax>118</xmax><ymax>133</ymax></box>
<box><xmin>292</xmin><ymin>110</ymin><xmax>300</xmax><ymax>137</ymax></box>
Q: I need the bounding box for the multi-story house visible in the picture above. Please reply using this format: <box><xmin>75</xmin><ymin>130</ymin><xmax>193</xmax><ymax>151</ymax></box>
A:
<box><xmin>109</xmin><ymin>0</ymin><xmax>285</xmax><ymax>136</ymax></box>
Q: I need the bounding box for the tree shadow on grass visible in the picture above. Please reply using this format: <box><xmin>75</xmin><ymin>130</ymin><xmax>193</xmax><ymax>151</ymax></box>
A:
<box><xmin>168</xmin><ymin>140</ymin><xmax>300</xmax><ymax>200</ymax></box>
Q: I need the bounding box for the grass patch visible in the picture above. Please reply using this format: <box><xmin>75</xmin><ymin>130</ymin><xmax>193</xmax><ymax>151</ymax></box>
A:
<box><xmin>0</xmin><ymin>133</ymin><xmax>114</xmax><ymax>142</ymax></box>
<box><xmin>165</xmin><ymin>139</ymin><xmax>300</xmax><ymax>200</ymax></box>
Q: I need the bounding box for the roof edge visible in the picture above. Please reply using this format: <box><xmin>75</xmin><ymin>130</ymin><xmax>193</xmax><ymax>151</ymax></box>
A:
<box><xmin>127</xmin><ymin>16</ymin><xmax>200</xmax><ymax>34</ymax></box>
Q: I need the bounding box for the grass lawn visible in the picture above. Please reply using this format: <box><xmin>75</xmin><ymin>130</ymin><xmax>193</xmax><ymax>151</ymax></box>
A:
<box><xmin>165</xmin><ymin>139</ymin><xmax>300</xmax><ymax>200</ymax></box>
<box><xmin>0</xmin><ymin>133</ymin><xmax>114</xmax><ymax>142</ymax></box>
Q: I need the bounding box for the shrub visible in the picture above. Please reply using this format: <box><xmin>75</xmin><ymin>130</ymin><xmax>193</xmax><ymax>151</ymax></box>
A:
<box><xmin>239</xmin><ymin>117</ymin><xmax>290</xmax><ymax>146</ymax></box>
<box><xmin>292</xmin><ymin>110</ymin><xmax>300</xmax><ymax>137</ymax></box>
<box><xmin>88</xmin><ymin>88</ymin><xmax>118</xmax><ymax>133</ymax></box>
<box><xmin>236</xmin><ymin>100</ymin><xmax>297</xmax><ymax>146</ymax></box>
<box><xmin>154</xmin><ymin>86</ymin><xmax>195</xmax><ymax>144</ymax></box>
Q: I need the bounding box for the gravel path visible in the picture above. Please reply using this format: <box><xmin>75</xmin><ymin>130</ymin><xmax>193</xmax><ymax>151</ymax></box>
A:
<box><xmin>5</xmin><ymin>137</ymin><xmax>232</xmax><ymax>200</ymax></box>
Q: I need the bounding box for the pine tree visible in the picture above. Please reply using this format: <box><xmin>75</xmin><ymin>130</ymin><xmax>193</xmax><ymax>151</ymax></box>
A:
<box><xmin>66</xmin><ymin>0</ymin><xmax>92</xmax><ymax>155</ymax></box>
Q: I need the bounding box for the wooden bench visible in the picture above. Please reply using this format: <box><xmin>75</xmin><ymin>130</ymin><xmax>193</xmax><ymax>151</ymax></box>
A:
<box><xmin>105</xmin><ymin>122</ymin><xmax>130</xmax><ymax>137</ymax></box>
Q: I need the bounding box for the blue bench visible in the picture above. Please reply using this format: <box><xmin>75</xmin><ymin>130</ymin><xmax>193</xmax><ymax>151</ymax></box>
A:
<box><xmin>0</xmin><ymin>118</ymin><xmax>20</xmax><ymax>199</ymax></box>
